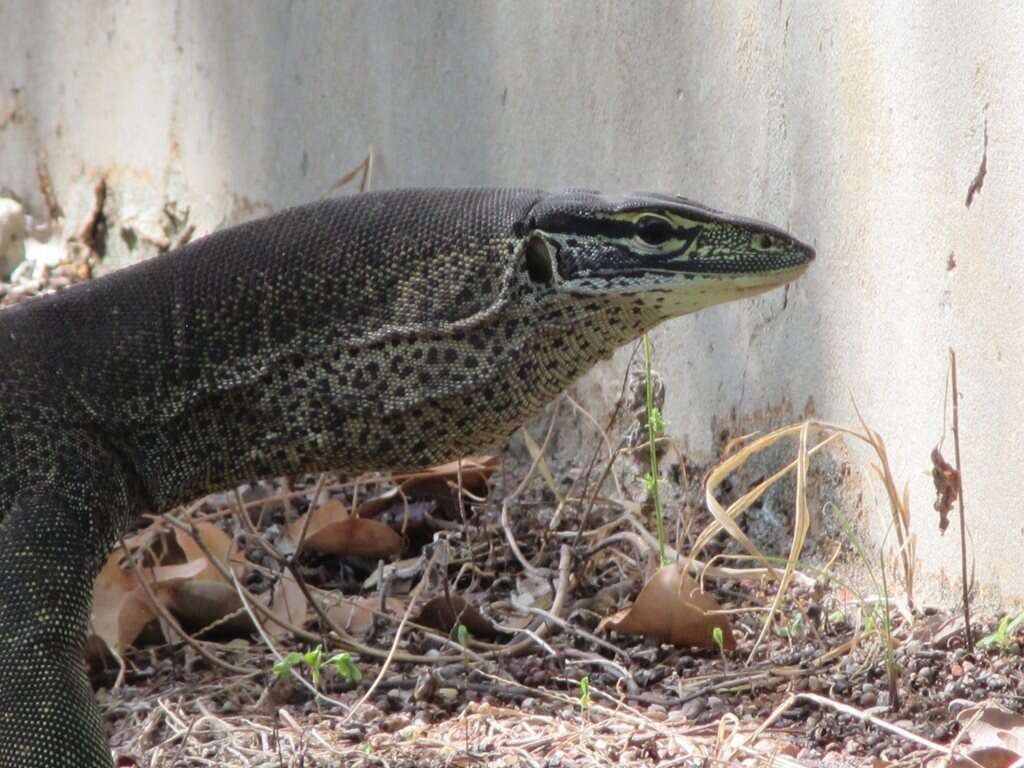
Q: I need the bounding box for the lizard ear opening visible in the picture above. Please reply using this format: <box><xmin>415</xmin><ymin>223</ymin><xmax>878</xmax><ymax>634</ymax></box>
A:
<box><xmin>525</xmin><ymin>236</ymin><xmax>554</xmax><ymax>285</ymax></box>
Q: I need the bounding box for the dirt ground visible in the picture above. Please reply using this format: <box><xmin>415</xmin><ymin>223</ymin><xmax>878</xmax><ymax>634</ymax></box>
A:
<box><xmin>93</xmin><ymin>414</ymin><xmax>1022</xmax><ymax>768</ymax></box>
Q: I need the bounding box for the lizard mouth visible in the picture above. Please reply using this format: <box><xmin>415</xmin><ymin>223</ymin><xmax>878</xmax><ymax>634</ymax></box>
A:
<box><xmin>727</xmin><ymin>262</ymin><xmax>811</xmax><ymax>296</ymax></box>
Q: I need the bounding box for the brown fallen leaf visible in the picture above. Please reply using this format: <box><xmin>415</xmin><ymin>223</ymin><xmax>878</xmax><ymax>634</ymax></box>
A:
<box><xmin>286</xmin><ymin>498</ymin><xmax>402</xmax><ymax>557</ymax></box>
<box><xmin>391</xmin><ymin>455</ymin><xmax>497</xmax><ymax>496</ymax></box>
<box><xmin>927</xmin><ymin>702</ymin><xmax>1024</xmax><ymax>767</ymax></box>
<box><xmin>931</xmin><ymin>446</ymin><xmax>960</xmax><ymax>533</ymax></box>
<box><xmin>415</xmin><ymin>595</ymin><xmax>498</xmax><ymax>639</ymax></box>
<box><xmin>957</xmin><ymin>702</ymin><xmax>1024</xmax><ymax>754</ymax></box>
<box><xmin>598</xmin><ymin>561</ymin><xmax>736</xmax><ymax>650</ymax></box>
<box><xmin>90</xmin><ymin>554</ymin><xmax>159</xmax><ymax>657</ymax></box>
<box><xmin>173</xmin><ymin>522</ymin><xmax>244</xmax><ymax>582</ymax></box>
<box><xmin>92</xmin><ymin>517</ymin><xmax>249</xmax><ymax>654</ymax></box>
<box><xmin>356</xmin><ymin>455</ymin><xmax>498</xmax><ymax>518</ymax></box>
<box><xmin>321</xmin><ymin>593</ymin><xmax>406</xmax><ymax>639</ymax></box>
<box><xmin>264</xmin><ymin>571</ymin><xmax>309</xmax><ymax>638</ymax></box>
<box><xmin>164</xmin><ymin>580</ymin><xmax>251</xmax><ymax>636</ymax></box>
<box><xmin>163</xmin><ymin>568</ymin><xmax>309</xmax><ymax>639</ymax></box>
<box><xmin>90</xmin><ymin>553</ymin><xmax>207</xmax><ymax>657</ymax></box>
<box><xmin>945</xmin><ymin>747</ymin><xmax>1022</xmax><ymax>768</ymax></box>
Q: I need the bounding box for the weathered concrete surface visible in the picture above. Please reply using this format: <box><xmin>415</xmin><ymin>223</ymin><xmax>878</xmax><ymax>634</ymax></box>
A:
<box><xmin>1</xmin><ymin>1</ymin><xmax>1021</xmax><ymax>603</ymax></box>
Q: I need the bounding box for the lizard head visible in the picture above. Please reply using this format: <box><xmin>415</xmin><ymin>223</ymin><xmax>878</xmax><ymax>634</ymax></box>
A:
<box><xmin>511</xmin><ymin>190</ymin><xmax>814</xmax><ymax>320</ymax></box>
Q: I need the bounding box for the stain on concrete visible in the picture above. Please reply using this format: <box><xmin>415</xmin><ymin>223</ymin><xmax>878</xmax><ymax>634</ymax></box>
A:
<box><xmin>965</xmin><ymin>114</ymin><xmax>987</xmax><ymax>208</ymax></box>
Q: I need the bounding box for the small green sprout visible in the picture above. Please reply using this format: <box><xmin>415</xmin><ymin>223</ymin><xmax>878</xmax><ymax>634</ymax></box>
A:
<box><xmin>272</xmin><ymin>651</ymin><xmax>305</xmax><ymax>679</ymax></box>
<box><xmin>328</xmin><ymin>651</ymin><xmax>363</xmax><ymax>684</ymax></box>
<box><xmin>979</xmin><ymin>611</ymin><xmax>1024</xmax><ymax>650</ymax></box>
<box><xmin>457</xmin><ymin>623</ymin><xmax>471</xmax><ymax>648</ymax></box>
<box><xmin>712</xmin><ymin>626</ymin><xmax>725</xmax><ymax>653</ymax></box>
<box><xmin>273</xmin><ymin>645</ymin><xmax>362</xmax><ymax>691</ymax></box>
<box><xmin>827</xmin><ymin>608</ymin><xmax>847</xmax><ymax>625</ymax></box>
<box><xmin>303</xmin><ymin>645</ymin><xmax>325</xmax><ymax>688</ymax></box>
<box><xmin>772</xmin><ymin>612</ymin><xmax>804</xmax><ymax>639</ymax></box>
<box><xmin>577</xmin><ymin>676</ymin><xmax>591</xmax><ymax>710</ymax></box>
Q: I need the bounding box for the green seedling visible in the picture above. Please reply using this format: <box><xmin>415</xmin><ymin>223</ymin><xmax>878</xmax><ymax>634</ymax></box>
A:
<box><xmin>328</xmin><ymin>651</ymin><xmax>363</xmax><ymax>684</ymax></box>
<box><xmin>979</xmin><ymin>611</ymin><xmax>1024</xmax><ymax>650</ymax></box>
<box><xmin>712</xmin><ymin>626</ymin><xmax>726</xmax><ymax>657</ymax></box>
<box><xmin>772</xmin><ymin>612</ymin><xmax>805</xmax><ymax>639</ymax></box>
<box><xmin>577</xmin><ymin>676</ymin><xmax>591</xmax><ymax>710</ymax></box>
<box><xmin>827</xmin><ymin>608</ymin><xmax>848</xmax><ymax>626</ymax></box>
<box><xmin>273</xmin><ymin>644</ymin><xmax>362</xmax><ymax>691</ymax></box>
<box><xmin>273</xmin><ymin>644</ymin><xmax>325</xmax><ymax>687</ymax></box>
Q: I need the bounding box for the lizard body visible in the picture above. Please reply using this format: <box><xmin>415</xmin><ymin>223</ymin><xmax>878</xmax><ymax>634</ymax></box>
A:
<box><xmin>0</xmin><ymin>188</ymin><xmax>813</xmax><ymax>766</ymax></box>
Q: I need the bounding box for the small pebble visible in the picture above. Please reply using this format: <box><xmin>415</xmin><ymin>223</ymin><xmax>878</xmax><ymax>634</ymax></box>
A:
<box><xmin>948</xmin><ymin>699</ymin><xmax>971</xmax><ymax>715</ymax></box>
<box><xmin>413</xmin><ymin>671</ymin><xmax>439</xmax><ymax>702</ymax></box>
<box><xmin>382</xmin><ymin>713</ymin><xmax>410</xmax><ymax>732</ymax></box>
<box><xmin>678</xmin><ymin>697</ymin><xmax>706</xmax><ymax>720</ymax></box>
<box><xmin>437</xmin><ymin>687</ymin><xmax>459</xmax><ymax>705</ymax></box>
<box><xmin>647</xmin><ymin>704</ymin><xmax>667</xmax><ymax>722</ymax></box>
<box><xmin>859</xmin><ymin>690</ymin><xmax>878</xmax><ymax>708</ymax></box>
<box><xmin>984</xmin><ymin>673</ymin><xmax>1011</xmax><ymax>690</ymax></box>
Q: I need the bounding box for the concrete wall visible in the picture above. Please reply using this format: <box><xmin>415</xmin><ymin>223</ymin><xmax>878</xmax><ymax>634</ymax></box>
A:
<box><xmin>1</xmin><ymin>1</ymin><xmax>1021</xmax><ymax>602</ymax></box>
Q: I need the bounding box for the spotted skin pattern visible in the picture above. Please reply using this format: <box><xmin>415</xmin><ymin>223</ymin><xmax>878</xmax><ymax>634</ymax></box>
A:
<box><xmin>0</xmin><ymin>188</ymin><xmax>812</xmax><ymax>766</ymax></box>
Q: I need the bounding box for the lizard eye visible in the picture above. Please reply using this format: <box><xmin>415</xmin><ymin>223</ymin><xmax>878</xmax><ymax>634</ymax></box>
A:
<box><xmin>751</xmin><ymin>233</ymin><xmax>780</xmax><ymax>250</ymax></box>
<box><xmin>636</xmin><ymin>215</ymin><xmax>673</xmax><ymax>246</ymax></box>
<box><xmin>525</xmin><ymin>236</ymin><xmax>554</xmax><ymax>284</ymax></box>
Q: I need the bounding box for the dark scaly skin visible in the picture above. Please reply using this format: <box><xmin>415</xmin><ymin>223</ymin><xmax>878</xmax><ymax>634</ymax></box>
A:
<box><xmin>0</xmin><ymin>188</ymin><xmax>813</xmax><ymax>766</ymax></box>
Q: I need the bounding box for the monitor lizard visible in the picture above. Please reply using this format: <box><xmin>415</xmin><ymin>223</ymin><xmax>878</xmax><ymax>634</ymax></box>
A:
<box><xmin>0</xmin><ymin>187</ymin><xmax>813</xmax><ymax>766</ymax></box>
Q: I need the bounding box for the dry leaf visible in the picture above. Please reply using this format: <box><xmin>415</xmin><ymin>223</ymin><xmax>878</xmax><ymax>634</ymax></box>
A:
<box><xmin>511</xmin><ymin>573</ymin><xmax>553</xmax><ymax>612</ymax></box>
<box><xmin>599</xmin><ymin>562</ymin><xmax>735</xmax><ymax>650</ymax></box>
<box><xmin>90</xmin><ymin>554</ymin><xmax>159</xmax><ymax>656</ymax></box>
<box><xmin>165</xmin><ymin>579</ymin><xmax>251</xmax><ymax>636</ymax></box>
<box><xmin>945</xmin><ymin>747</ymin><xmax>1022</xmax><ymax>768</ymax></box>
<box><xmin>321</xmin><ymin>593</ymin><xmax>405</xmax><ymax>639</ymax></box>
<box><xmin>173</xmin><ymin>522</ymin><xmax>243</xmax><ymax>582</ymax></box>
<box><xmin>164</xmin><ymin>569</ymin><xmax>308</xmax><ymax>639</ymax></box>
<box><xmin>931</xmin><ymin>446</ymin><xmax>960</xmax><ymax>533</ymax></box>
<box><xmin>286</xmin><ymin>498</ymin><xmax>402</xmax><ymax>557</ymax></box>
<box><xmin>392</xmin><ymin>455</ymin><xmax>497</xmax><ymax>496</ymax></box>
<box><xmin>416</xmin><ymin>595</ymin><xmax>498</xmax><ymax>639</ymax></box>
<box><xmin>264</xmin><ymin>571</ymin><xmax>308</xmax><ymax>638</ymax></box>
<box><xmin>356</xmin><ymin>455</ymin><xmax>498</xmax><ymax>518</ymax></box>
<box><xmin>958</xmin><ymin>703</ymin><xmax>1024</xmax><ymax>753</ymax></box>
<box><xmin>90</xmin><ymin>553</ymin><xmax>207</xmax><ymax>656</ymax></box>
<box><xmin>928</xmin><ymin>703</ymin><xmax>1024</xmax><ymax>767</ymax></box>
